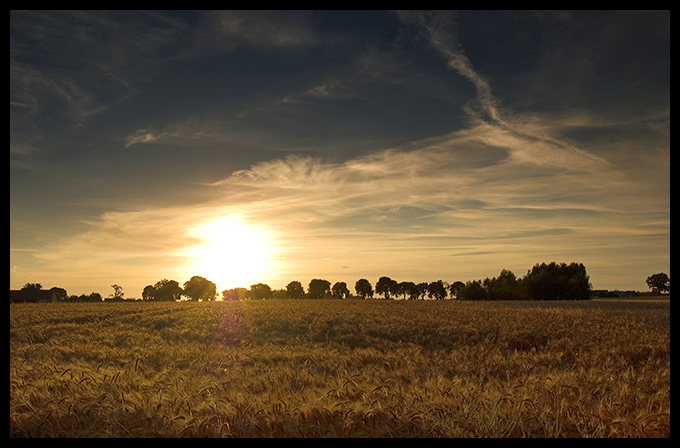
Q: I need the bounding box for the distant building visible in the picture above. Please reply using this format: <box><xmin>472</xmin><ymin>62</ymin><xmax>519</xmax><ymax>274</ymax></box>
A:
<box><xmin>591</xmin><ymin>289</ymin><xmax>639</xmax><ymax>298</ymax></box>
<box><xmin>611</xmin><ymin>290</ymin><xmax>638</xmax><ymax>298</ymax></box>
<box><xmin>9</xmin><ymin>289</ymin><xmax>56</xmax><ymax>303</ymax></box>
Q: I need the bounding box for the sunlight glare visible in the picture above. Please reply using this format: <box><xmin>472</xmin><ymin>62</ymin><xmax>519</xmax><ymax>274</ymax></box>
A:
<box><xmin>186</xmin><ymin>215</ymin><xmax>275</xmax><ymax>292</ymax></box>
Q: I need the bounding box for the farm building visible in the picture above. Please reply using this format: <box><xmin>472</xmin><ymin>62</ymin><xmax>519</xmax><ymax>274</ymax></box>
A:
<box><xmin>9</xmin><ymin>289</ymin><xmax>56</xmax><ymax>303</ymax></box>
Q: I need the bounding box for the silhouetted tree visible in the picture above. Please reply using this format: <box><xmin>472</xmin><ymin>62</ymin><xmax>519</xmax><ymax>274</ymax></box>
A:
<box><xmin>484</xmin><ymin>269</ymin><xmax>522</xmax><ymax>300</ymax></box>
<box><xmin>397</xmin><ymin>281</ymin><xmax>419</xmax><ymax>300</ymax></box>
<box><xmin>250</xmin><ymin>283</ymin><xmax>273</xmax><ymax>300</ymax></box>
<box><xmin>142</xmin><ymin>285</ymin><xmax>156</xmax><ymax>301</ymax></box>
<box><xmin>183</xmin><ymin>276</ymin><xmax>217</xmax><ymax>301</ymax></box>
<box><xmin>110</xmin><ymin>284</ymin><xmax>125</xmax><ymax>300</ymax></box>
<box><xmin>286</xmin><ymin>281</ymin><xmax>305</xmax><ymax>299</ymax></box>
<box><xmin>69</xmin><ymin>292</ymin><xmax>102</xmax><ymax>302</ymax></box>
<box><xmin>427</xmin><ymin>280</ymin><xmax>447</xmax><ymax>300</ymax></box>
<box><xmin>50</xmin><ymin>287</ymin><xmax>68</xmax><ymax>302</ymax></box>
<box><xmin>308</xmin><ymin>279</ymin><xmax>331</xmax><ymax>299</ymax></box>
<box><xmin>458</xmin><ymin>280</ymin><xmax>488</xmax><ymax>301</ymax></box>
<box><xmin>376</xmin><ymin>276</ymin><xmax>398</xmax><ymax>299</ymax></box>
<box><xmin>143</xmin><ymin>279</ymin><xmax>183</xmax><ymax>301</ymax></box>
<box><xmin>416</xmin><ymin>282</ymin><xmax>429</xmax><ymax>300</ymax></box>
<box><xmin>448</xmin><ymin>281</ymin><xmax>465</xmax><ymax>299</ymax></box>
<box><xmin>222</xmin><ymin>287</ymin><xmax>248</xmax><ymax>301</ymax></box>
<box><xmin>646</xmin><ymin>273</ymin><xmax>670</xmax><ymax>294</ymax></box>
<box><xmin>21</xmin><ymin>283</ymin><xmax>43</xmax><ymax>290</ymax></box>
<box><xmin>523</xmin><ymin>262</ymin><xmax>591</xmax><ymax>300</ymax></box>
<box><xmin>159</xmin><ymin>279</ymin><xmax>183</xmax><ymax>301</ymax></box>
<box><xmin>331</xmin><ymin>282</ymin><xmax>350</xmax><ymax>299</ymax></box>
<box><xmin>354</xmin><ymin>278</ymin><xmax>374</xmax><ymax>299</ymax></box>
<box><xmin>271</xmin><ymin>289</ymin><xmax>290</xmax><ymax>299</ymax></box>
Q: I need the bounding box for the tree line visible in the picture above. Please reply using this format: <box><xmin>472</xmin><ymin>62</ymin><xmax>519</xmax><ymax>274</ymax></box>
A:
<box><xmin>15</xmin><ymin>264</ymin><xmax>670</xmax><ymax>303</ymax></box>
<box><xmin>153</xmin><ymin>262</ymin><xmax>596</xmax><ymax>301</ymax></box>
<box><xmin>455</xmin><ymin>262</ymin><xmax>592</xmax><ymax>301</ymax></box>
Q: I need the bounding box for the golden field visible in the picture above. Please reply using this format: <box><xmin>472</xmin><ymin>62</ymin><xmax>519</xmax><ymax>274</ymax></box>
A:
<box><xmin>10</xmin><ymin>298</ymin><xmax>670</xmax><ymax>437</ymax></box>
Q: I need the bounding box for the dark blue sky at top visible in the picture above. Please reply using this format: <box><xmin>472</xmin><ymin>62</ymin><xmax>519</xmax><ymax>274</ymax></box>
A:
<box><xmin>11</xmin><ymin>11</ymin><xmax>668</xmax><ymax>182</ymax></box>
<box><xmin>12</xmin><ymin>11</ymin><xmax>471</xmax><ymax>210</ymax></box>
<box><xmin>10</xmin><ymin>11</ymin><xmax>670</xmax><ymax>292</ymax></box>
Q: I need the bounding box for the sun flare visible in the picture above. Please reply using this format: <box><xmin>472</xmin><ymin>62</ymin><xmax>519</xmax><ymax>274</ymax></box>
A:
<box><xmin>185</xmin><ymin>215</ymin><xmax>275</xmax><ymax>292</ymax></box>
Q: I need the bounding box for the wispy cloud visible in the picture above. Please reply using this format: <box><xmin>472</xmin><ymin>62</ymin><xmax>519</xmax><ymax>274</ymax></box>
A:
<box><xmin>214</xmin><ymin>10</ymin><xmax>320</xmax><ymax>49</ymax></box>
<box><xmin>396</xmin><ymin>11</ymin><xmax>502</xmax><ymax>124</ymax></box>
<box><xmin>396</xmin><ymin>10</ymin><xmax>612</xmax><ymax>174</ymax></box>
<box><xmin>34</xmin><ymin>118</ymin><xmax>660</xmax><ymax>293</ymax></box>
<box><xmin>123</xmin><ymin>120</ymin><xmax>217</xmax><ymax>148</ymax></box>
<box><xmin>13</xmin><ymin>11</ymin><xmax>668</xmax><ymax>294</ymax></box>
<box><xmin>10</xmin><ymin>10</ymin><xmax>193</xmax><ymax>158</ymax></box>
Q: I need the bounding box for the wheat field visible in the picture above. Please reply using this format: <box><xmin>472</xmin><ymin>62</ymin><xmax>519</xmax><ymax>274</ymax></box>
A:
<box><xmin>10</xmin><ymin>298</ymin><xmax>670</xmax><ymax>437</ymax></box>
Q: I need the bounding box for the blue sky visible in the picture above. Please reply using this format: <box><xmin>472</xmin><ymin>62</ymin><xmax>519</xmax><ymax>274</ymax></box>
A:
<box><xmin>10</xmin><ymin>11</ymin><xmax>670</xmax><ymax>296</ymax></box>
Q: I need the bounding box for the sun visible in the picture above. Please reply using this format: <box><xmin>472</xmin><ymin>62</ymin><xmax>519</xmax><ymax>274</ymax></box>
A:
<box><xmin>185</xmin><ymin>215</ymin><xmax>274</xmax><ymax>292</ymax></box>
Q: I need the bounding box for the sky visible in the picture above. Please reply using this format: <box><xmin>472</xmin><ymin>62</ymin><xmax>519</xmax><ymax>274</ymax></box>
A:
<box><xmin>10</xmin><ymin>10</ymin><xmax>670</xmax><ymax>297</ymax></box>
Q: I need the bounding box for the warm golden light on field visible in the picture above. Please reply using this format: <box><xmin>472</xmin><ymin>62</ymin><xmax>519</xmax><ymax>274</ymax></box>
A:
<box><xmin>10</xmin><ymin>299</ymin><xmax>671</xmax><ymax>437</ymax></box>
<box><xmin>185</xmin><ymin>215</ymin><xmax>275</xmax><ymax>291</ymax></box>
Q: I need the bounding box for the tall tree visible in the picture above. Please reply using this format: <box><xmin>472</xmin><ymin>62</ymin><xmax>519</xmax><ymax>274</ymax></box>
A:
<box><xmin>354</xmin><ymin>278</ymin><xmax>374</xmax><ymax>299</ymax></box>
<box><xmin>397</xmin><ymin>281</ymin><xmax>419</xmax><ymax>300</ymax></box>
<box><xmin>427</xmin><ymin>280</ymin><xmax>447</xmax><ymax>300</ymax></box>
<box><xmin>376</xmin><ymin>276</ymin><xmax>398</xmax><ymax>299</ymax></box>
<box><xmin>331</xmin><ymin>282</ymin><xmax>350</xmax><ymax>299</ymax></box>
<box><xmin>483</xmin><ymin>270</ymin><xmax>521</xmax><ymax>300</ymax></box>
<box><xmin>286</xmin><ymin>281</ymin><xmax>305</xmax><ymax>299</ymax></box>
<box><xmin>142</xmin><ymin>285</ymin><xmax>156</xmax><ymax>301</ymax></box>
<box><xmin>646</xmin><ymin>273</ymin><xmax>670</xmax><ymax>295</ymax></box>
<box><xmin>249</xmin><ymin>283</ymin><xmax>273</xmax><ymax>300</ymax></box>
<box><xmin>416</xmin><ymin>282</ymin><xmax>429</xmax><ymax>300</ymax></box>
<box><xmin>222</xmin><ymin>287</ymin><xmax>248</xmax><ymax>301</ymax></box>
<box><xmin>308</xmin><ymin>279</ymin><xmax>331</xmax><ymax>299</ymax></box>
<box><xmin>50</xmin><ymin>286</ymin><xmax>68</xmax><ymax>302</ymax></box>
<box><xmin>183</xmin><ymin>276</ymin><xmax>217</xmax><ymax>301</ymax></box>
<box><xmin>110</xmin><ymin>284</ymin><xmax>125</xmax><ymax>300</ymax></box>
<box><xmin>448</xmin><ymin>281</ymin><xmax>465</xmax><ymax>299</ymax></box>
<box><xmin>458</xmin><ymin>280</ymin><xmax>488</xmax><ymax>301</ymax></box>
<box><xmin>145</xmin><ymin>279</ymin><xmax>183</xmax><ymax>301</ymax></box>
<box><xmin>523</xmin><ymin>262</ymin><xmax>591</xmax><ymax>300</ymax></box>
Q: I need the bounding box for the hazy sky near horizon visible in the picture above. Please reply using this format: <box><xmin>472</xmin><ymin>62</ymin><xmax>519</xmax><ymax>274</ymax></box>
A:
<box><xmin>11</xmin><ymin>10</ymin><xmax>669</xmax><ymax>296</ymax></box>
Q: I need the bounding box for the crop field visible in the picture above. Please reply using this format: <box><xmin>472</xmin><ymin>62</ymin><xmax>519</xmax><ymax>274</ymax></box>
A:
<box><xmin>10</xmin><ymin>298</ymin><xmax>670</xmax><ymax>437</ymax></box>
